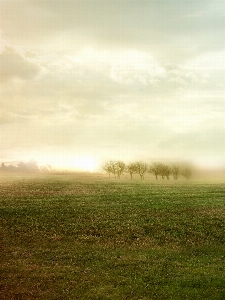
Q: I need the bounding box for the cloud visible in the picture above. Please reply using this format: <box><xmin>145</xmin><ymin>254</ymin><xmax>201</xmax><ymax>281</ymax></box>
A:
<box><xmin>0</xmin><ymin>43</ymin><xmax>42</xmax><ymax>82</ymax></box>
<box><xmin>185</xmin><ymin>50</ymin><xmax>225</xmax><ymax>70</ymax></box>
<box><xmin>1</xmin><ymin>1</ymin><xmax>225</xmax><ymax>61</ymax></box>
<box><xmin>1</xmin><ymin>41</ymin><xmax>223</xmax><ymax>130</ymax></box>
<box><xmin>0</xmin><ymin>1</ymin><xmax>225</xmax><ymax>167</ymax></box>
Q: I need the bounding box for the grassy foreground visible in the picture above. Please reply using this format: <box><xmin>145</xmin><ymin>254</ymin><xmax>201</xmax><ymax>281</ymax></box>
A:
<box><xmin>1</xmin><ymin>174</ymin><xmax>225</xmax><ymax>299</ymax></box>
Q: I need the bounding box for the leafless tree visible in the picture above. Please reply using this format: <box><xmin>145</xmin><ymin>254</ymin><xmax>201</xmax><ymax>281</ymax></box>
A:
<box><xmin>149</xmin><ymin>162</ymin><xmax>162</xmax><ymax>180</ymax></box>
<box><xmin>115</xmin><ymin>161</ymin><xmax>126</xmax><ymax>179</ymax></box>
<box><xmin>102</xmin><ymin>160</ymin><xmax>126</xmax><ymax>178</ymax></box>
<box><xmin>135</xmin><ymin>162</ymin><xmax>148</xmax><ymax>180</ymax></box>
<box><xmin>171</xmin><ymin>165</ymin><xmax>180</xmax><ymax>180</ymax></box>
<box><xmin>163</xmin><ymin>165</ymin><xmax>171</xmax><ymax>180</ymax></box>
<box><xmin>182</xmin><ymin>167</ymin><xmax>192</xmax><ymax>180</ymax></box>
<box><xmin>126</xmin><ymin>163</ymin><xmax>138</xmax><ymax>179</ymax></box>
<box><xmin>102</xmin><ymin>161</ymin><xmax>113</xmax><ymax>177</ymax></box>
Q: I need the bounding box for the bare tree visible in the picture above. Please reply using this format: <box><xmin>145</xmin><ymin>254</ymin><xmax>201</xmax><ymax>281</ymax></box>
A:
<box><xmin>126</xmin><ymin>163</ymin><xmax>138</xmax><ymax>179</ymax></box>
<box><xmin>102</xmin><ymin>161</ymin><xmax>113</xmax><ymax>177</ymax></box>
<box><xmin>171</xmin><ymin>165</ymin><xmax>180</xmax><ymax>180</ymax></box>
<box><xmin>149</xmin><ymin>162</ymin><xmax>161</xmax><ymax>180</ymax></box>
<box><xmin>0</xmin><ymin>163</ymin><xmax>6</xmax><ymax>171</ymax></box>
<box><xmin>115</xmin><ymin>161</ymin><xmax>126</xmax><ymax>179</ymax></box>
<box><xmin>163</xmin><ymin>165</ymin><xmax>171</xmax><ymax>180</ymax></box>
<box><xmin>102</xmin><ymin>160</ymin><xmax>126</xmax><ymax>178</ymax></box>
<box><xmin>182</xmin><ymin>167</ymin><xmax>192</xmax><ymax>180</ymax></box>
<box><xmin>135</xmin><ymin>162</ymin><xmax>148</xmax><ymax>180</ymax></box>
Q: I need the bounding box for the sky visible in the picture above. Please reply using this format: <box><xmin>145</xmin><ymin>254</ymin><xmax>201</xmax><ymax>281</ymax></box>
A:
<box><xmin>0</xmin><ymin>0</ymin><xmax>225</xmax><ymax>171</ymax></box>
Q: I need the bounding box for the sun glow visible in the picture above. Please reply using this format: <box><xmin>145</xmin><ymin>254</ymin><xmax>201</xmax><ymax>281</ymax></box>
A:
<box><xmin>25</xmin><ymin>153</ymin><xmax>98</xmax><ymax>172</ymax></box>
<box><xmin>52</xmin><ymin>156</ymin><xmax>98</xmax><ymax>172</ymax></box>
<box><xmin>70</xmin><ymin>157</ymin><xmax>97</xmax><ymax>172</ymax></box>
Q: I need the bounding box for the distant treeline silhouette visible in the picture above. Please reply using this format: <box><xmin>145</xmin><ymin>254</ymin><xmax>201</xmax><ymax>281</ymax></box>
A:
<box><xmin>102</xmin><ymin>160</ymin><xmax>192</xmax><ymax>180</ymax></box>
<box><xmin>0</xmin><ymin>159</ymin><xmax>53</xmax><ymax>173</ymax></box>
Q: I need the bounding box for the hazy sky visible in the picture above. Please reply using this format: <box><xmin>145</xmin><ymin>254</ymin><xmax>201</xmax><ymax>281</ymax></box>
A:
<box><xmin>0</xmin><ymin>0</ymin><xmax>225</xmax><ymax>170</ymax></box>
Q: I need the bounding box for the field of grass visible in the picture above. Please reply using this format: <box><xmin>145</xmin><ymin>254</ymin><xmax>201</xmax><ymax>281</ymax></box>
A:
<box><xmin>1</xmin><ymin>173</ymin><xmax>225</xmax><ymax>299</ymax></box>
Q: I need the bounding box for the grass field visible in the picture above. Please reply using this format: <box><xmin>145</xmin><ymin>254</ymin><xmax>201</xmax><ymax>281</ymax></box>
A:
<box><xmin>1</xmin><ymin>173</ymin><xmax>225</xmax><ymax>299</ymax></box>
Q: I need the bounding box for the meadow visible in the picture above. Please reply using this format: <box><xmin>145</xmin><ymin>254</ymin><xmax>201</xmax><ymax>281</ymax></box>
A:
<box><xmin>1</xmin><ymin>173</ymin><xmax>225</xmax><ymax>299</ymax></box>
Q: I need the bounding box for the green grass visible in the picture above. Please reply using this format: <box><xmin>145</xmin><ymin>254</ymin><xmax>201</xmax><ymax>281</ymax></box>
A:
<box><xmin>1</xmin><ymin>174</ymin><xmax>225</xmax><ymax>299</ymax></box>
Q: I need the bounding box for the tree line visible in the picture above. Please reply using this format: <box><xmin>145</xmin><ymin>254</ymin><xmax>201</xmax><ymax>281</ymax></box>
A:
<box><xmin>0</xmin><ymin>159</ymin><xmax>53</xmax><ymax>173</ymax></box>
<box><xmin>102</xmin><ymin>160</ymin><xmax>192</xmax><ymax>180</ymax></box>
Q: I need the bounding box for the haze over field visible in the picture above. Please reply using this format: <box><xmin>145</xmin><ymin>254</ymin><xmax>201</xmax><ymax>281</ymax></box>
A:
<box><xmin>0</xmin><ymin>0</ymin><xmax>225</xmax><ymax>171</ymax></box>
